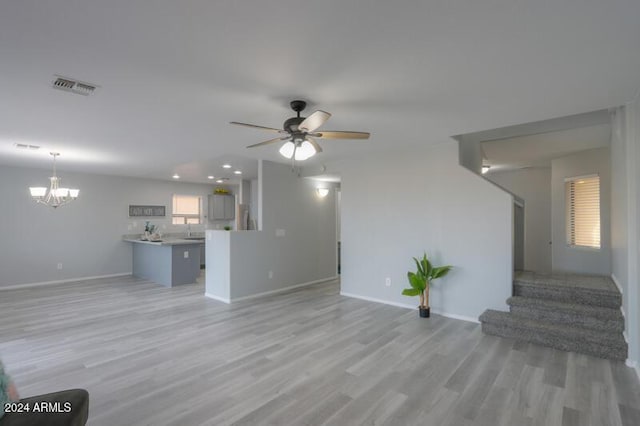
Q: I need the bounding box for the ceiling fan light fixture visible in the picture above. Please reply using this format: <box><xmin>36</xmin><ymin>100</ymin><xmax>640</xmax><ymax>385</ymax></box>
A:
<box><xmin>294</xmin><ymin>140</ymin><xmax>317</xmax><ymax>161</ymax></box>
<box><xmin>279</xmin><ymin>141</ymin><xmax>296</xmax><ymax>159</ymax></box>
<box><xmin>233</xmin><ymin>100</ymin><xmax>369</xmax><ymax>163</ymax></box>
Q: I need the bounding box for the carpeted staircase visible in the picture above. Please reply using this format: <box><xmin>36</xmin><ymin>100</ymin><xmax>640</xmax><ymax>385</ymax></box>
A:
<box><xmin>479</xmin><ymin>271</ymin><xmax>627</xmax><ymax>361</ymax></box>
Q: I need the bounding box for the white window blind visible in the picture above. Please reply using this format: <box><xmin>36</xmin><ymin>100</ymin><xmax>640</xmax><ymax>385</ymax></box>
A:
<box><xmin>565</xmin><ymin>175</ymin><xmax>600</xmax><ymax>249</ymax></box>
<box><xmin>172</xmin><ymin>195</ymin><xmax>201</xmax><ymax>225</ymax></box>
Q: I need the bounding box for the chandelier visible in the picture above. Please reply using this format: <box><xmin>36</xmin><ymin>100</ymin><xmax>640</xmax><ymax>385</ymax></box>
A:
<box><xmin>29</xmin><ymin>152</ymin><xmax>79</xmax><ymax>208</ymax></box>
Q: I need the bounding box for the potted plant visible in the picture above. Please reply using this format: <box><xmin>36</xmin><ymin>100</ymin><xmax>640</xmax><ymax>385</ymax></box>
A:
<box><xmin>402</xmin><ymin>253</ymin><xmax>452</xmax><ymax>318</ymax></box>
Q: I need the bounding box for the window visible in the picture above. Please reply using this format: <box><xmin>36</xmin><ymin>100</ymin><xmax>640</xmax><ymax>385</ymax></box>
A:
<box><xmin>172</xmin><ymin>195</ymin><xmax>202</xmax><ymax>225</ymax></box>
<box><xmin>565</xmin><ymin>175</ymin><xmax>600</xmax><ymax>249</ymax></box>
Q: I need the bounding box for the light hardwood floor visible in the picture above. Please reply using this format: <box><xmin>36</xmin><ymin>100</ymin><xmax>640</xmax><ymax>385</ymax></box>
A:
<box><xmin>1</xmin><ymin>275</ymin><xmax>639</xmax><ymax>425</ymax></box>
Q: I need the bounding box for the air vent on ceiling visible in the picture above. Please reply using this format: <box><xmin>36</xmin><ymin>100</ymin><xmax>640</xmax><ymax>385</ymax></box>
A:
<box><xmin>14</xmin><ymin>143</ymin><xmax>40</xmax><ymax>150</ymax></box>
<box><xmin>52</xmin><ymin>75</ymin><xmax>98</xmax><ymax>96</ymax></box>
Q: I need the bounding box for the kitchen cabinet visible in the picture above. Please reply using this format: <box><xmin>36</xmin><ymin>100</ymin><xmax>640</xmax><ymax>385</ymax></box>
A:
<box><xmin>209</xmin><ymin>194</ymin><xmax>235</xmax><ymax>220</ymax></box>
<box><xmin>124</xmin><ymin>239</ymin><xmax>201</xmax><ymax>287</ymax></box>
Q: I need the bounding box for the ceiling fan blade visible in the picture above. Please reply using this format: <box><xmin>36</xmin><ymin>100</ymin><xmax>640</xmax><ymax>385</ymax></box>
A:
<box><xmin>314</xmin><ymin>131</ymin><xmax>370</xmax><ymax>140</ymax></box>
<box><xmin>246</xmin><ymin>136</ymin><xmax>289</xmax><ymax>148</ymax></box>
<box><xmin>306</xmin><ymin>137</ymin><xmax>323</xmax><ymax>153</ymax></box>
<box><xmin>230</xmin><ymin>122</ymin><xmax>285</xmax><ymax>133</ymax></box>
<box><xmin>298</xmin><ymin>110</ymin><xmax>331</xmax><ymax>132</ymax></box>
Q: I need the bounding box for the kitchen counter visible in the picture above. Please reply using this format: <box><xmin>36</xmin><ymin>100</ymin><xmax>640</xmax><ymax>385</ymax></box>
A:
<box><xmin>123</xmin><ymin>238</ymin><xmax>205</xmax><ymax>246</ymax></box>
<box><xmin>123</xmin><ymin>237</ymin><xmax>203</xmax><ymax>287</ymax></box>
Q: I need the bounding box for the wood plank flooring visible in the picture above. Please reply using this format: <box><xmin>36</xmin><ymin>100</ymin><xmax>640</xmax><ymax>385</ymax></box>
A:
<box><xmin>1</xmin><ymin>275</ymin><xmax>639</xmax><ymax>425</ymax></box>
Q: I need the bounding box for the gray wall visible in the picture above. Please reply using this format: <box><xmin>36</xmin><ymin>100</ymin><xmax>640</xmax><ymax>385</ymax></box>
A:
<box><xmin>339</xmin><ymin>142</ymin><xmax>513</xmax><ymax>321</ymax></box>
<box><xmin>489</xmin><ymin>168</ymin><xmax>552</xmax><ymax>273</ymax></box>
<box><xmin>551</xmin><ymin>148</ymin><xmax>611</xmax><ymax>274</ymax></box>
<box><xmin>206</xmin><ymin>160</ymin><xmax>338</xmax><ymax>300</ymax></box>
<box><xmin>0</xmin><ymin>164</ymin><xmax>214</xmax><ymax>288</ymax></box>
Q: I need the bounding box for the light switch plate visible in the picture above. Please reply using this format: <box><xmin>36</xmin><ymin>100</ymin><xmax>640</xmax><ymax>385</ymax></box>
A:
<box><xmin>276</xmin><ymin>229</ymin><xmax>285</xmax><ymax>237</ymax></box>
<box><xmin>184</xmin><ymin>251</ymin><xmax>189</xmax><ymax>258</ymax></box>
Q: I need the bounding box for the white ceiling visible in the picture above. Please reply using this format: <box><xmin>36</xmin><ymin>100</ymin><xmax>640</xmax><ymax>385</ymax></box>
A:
<box><xmin>481</xmin><ymin>123</ymin><xmax>611</xmax><ymax>172</ymax></box>
<box><xmin>0</xmin><ymin>1</ymin><xmax>639</xmax><ymax>183</ymax></box>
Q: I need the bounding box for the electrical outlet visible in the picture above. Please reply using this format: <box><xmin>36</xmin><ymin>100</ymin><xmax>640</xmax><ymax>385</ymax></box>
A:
<box><xmin>385</xmin><ymin>277</ymin><xmax>391</xmax><ymax>287</ymax></box>
<box><xmin>184</xmin><ymin>251</ymin><xmax>189</xmax><ymax>259</ymax></box>
<box><xmin>268</xmin><ymin>271</ymin><xmax>273</xmax><ymax>279</ymax></box>
<box><xmin>275</xmin><ymin>229</ymin><xmax>285</xmax><ymax>237</ymax></box>
<box><xmin>57</xmin><ymin>263</ymin><xmax>63</xmax><ymax>270</ymax></box>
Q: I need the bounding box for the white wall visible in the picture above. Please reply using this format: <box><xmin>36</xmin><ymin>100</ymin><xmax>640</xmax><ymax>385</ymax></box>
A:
<box><xmin>0</xmin><ymin>165</ymin><xmax>214</xmax><ymax>288</ymax></box>
<box><xmin>339</xmin><ymin>142</ymin><xmax>513</xmax><ymax>321</ymax></box>
<box><xmin>457</xmin><ymin>137</ymin><xmax>483</xmax><ymax>174</ymax></box>
<box><xmin>611</xmin><ymin>108</ymin><xmax>629</xmax><ymax>316</ymax></box>
<box><xmin>551</xmin><ymin>148</ymin><xmax>611</xmax><ymax>274</ymax></box>
<box><xmin>206</xmin><ymin>160</ymin><xmax>338</xmax><ymax>301</ymax></box>
<box><xmin>633</xmin><ymin>98</ymin><xmax>640</xmax><ymax>370</ymax></box>
<box><xmin>241</xmin><ymin>180</ymin><xmax>251</xmax><ymax>205</ymax></box>
<box><xmin>489</xmin><ymin>168</ymin><xmax>552</xmax><ymax>273</ymax></box>
<box><xmin>250</xmin><ymin>178</ymin><xmax>259</xmax><ymax>229</ymax></box>
<box><xmin>611</xmin><ymin>98</ymin><xmax>640</xmax><ymax>369</ymax></box>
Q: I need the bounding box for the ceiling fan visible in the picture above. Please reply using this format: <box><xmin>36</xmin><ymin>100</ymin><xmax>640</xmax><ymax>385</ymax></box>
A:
<box><xmin>230</xmin><ymin>100</ymin><xmax>370</xmax><ymax>161</ymax></box>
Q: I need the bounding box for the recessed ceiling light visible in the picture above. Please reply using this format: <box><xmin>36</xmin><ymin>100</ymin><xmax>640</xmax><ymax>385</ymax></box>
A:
<box><xmin>222</xmin><ymin>164</ymin><xmax>232</xmax><ymax>169</ymax></box>
<box><xmin>172</xmin><ymin>174</ymin><xmax>180</xmax><ymax>179</ymax></box>
<box><xmin>216</xmin><ymin>179</ymin><xmax>224</xmax><ymax>183</ymax></box>
<box><xmin>234</xmin><ymin>170</ymin><xmax>242</xmax><ymax>175</ymax></box>
<box><xmin>207</xmin><ymin>176</ymin><xmax>214</xmax><ymax>179</ymax></box>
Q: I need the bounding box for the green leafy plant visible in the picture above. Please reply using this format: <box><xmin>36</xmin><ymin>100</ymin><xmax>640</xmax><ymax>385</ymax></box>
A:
<box><xmin>223</xmin><ymin>226</ymin><xmax>232</xmax><ymax>231</ymax></box>
<box><xmin>144</xmin><ymin>221</ymin><xmax>156</xmax><ymax>233</ymax></box>
<box><xmin>402</xmin><ymin>253</ymin><xmax>452</xmax><ymax>309</ymax></box>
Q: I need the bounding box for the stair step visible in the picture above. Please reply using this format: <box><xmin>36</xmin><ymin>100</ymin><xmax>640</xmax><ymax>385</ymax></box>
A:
<box><xmin>507</xmin><ymin>296</ymin><xmax>624</xmax><ymax>333</ymax></box>
<box><xmin>479</xmin><ymin>309</ymin><xmax>627</xmax><ymax>361</ymax></box>
<box><xmin>514</xmin><ymin>272</ymin><xmax>621</xmax><ymax>309</ymax></box>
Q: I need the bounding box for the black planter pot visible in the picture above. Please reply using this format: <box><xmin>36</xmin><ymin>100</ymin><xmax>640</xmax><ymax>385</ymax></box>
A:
<box><xmin>419</xmin><ymin>307</ymin><xmax>430</xmax><ymax>318</ymax></box>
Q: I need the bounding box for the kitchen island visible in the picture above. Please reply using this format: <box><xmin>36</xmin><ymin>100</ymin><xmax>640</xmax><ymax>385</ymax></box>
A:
<box><xmin>123</xmin><ymin>237</ymin><xmax>203</xmax><ymax>287</ymax></box>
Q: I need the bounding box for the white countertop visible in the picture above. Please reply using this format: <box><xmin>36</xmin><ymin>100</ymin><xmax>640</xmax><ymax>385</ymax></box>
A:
<box><xmin>123</xmin><ymin>238</ymin><xmax>205</xmax><ymax>246</ymax></box>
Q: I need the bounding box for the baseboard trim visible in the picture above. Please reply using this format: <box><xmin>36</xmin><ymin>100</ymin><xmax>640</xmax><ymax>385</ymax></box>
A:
<box><xmin>0</xmin><ymin>273</ymin><xmax>133</xmax><ymax>290</ymax></box>
<box><xmin>205</xmin><ymin>276</ymin><xmax>339</xmax><ymax>304</ymax></box>
<box><xmin>339</xmin><ymin>291</ymin><xmax>479</xmax><ymax>324</ymax></box>
<box><xmin>204</xmin><ymin>293</ymin><xmax>231</xmax><ymax>304</ymax></box>
<box><xmin>340</xmin><ymin>291</ymin><xmax>415</xmax><ymax>310</ymax></box>
<box><xmin>611</xmin><ymin>273</ymin><xmax>624</xmax><ymax>294</ymax></box>
<box><xmin>431</xmin><ymin>309</ymin><xmax>480</xmax><ymax>324</ymax></box>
